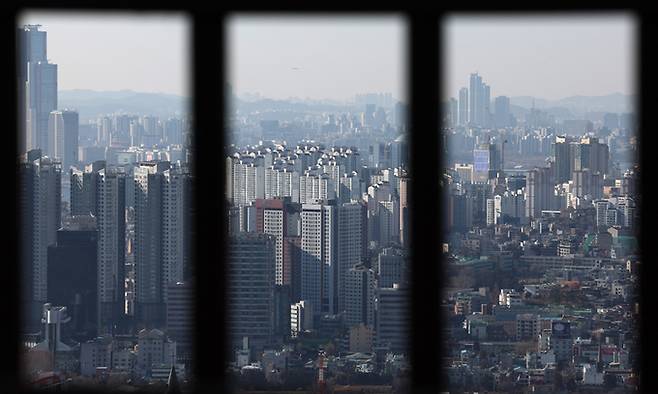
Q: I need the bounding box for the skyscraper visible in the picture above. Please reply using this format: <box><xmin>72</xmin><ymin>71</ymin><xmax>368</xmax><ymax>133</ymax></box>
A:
<box><xmin>70</xmin><ymin>161</ymin><xmax>127</xmax><ymax>334</ymax></box>
<box><xmin>20</xmin><ymin>149</ymin><xmax>61</xmax><ymax>330</ymax></box>
<box><xmin>458</xmin><ymin>87</ymin><xmax>468</xmax><ymax>126</ymax></box>
<box><xmin>132</xmin><ymin>161</ymin><xmax>191</xmax><ymax>328</ymax></box>
<box><xmin>467</xmin><ymin>73</ymin><xmax>492</xmax><ymax>127</ymax></box>
<box><xmin>162</xmin><ymin>165</ymin><xmax>192</xmax><ymax>300</ymax></box>
<box><xmin>553</xmin><ymin>135</ymin><xmax>572</xmax><ymax>184</ymax></box>
<box><xmin>48</xmin><ymin>110</ymin><xmax>79</xmax><ymax>171</ymax></box>
<box><xmin>95</xmin><ymin>166</ymin><xmax>127</xmax><ymax>334</ymax></box>
<box><xmin>133</xmin><ymin>161</ymin><xmax>167</xmax><ymax>327</ymax></box>
<box><xmin>26</xmin><ymin>61</ymin><xmax>57</xmax><ymax>154</ymax></box>
<box><xmin>18</xmin><ymin>25</ymin><xmax>48</xmax><ymax>153</ymax></box>
<box><xmin>47</xmin><ymin>215</ymin><xmax>98</xmax><ymax>340</ymax></box>
<box><xmin>228</xmin><ymin>233</ymin><xmax>276</xmax><ymax>349</ymax></box>
<box><xmin>301</xmin><ymin>203</ymin><xmax>337</xmax><ymax>317</ymax></box>
<box><xmin>483</xmin><ymin>84</ymin><xmax>491</xmax><ymax>127</ymax></box>
<box><xmin>344</xmin><ymin>264</ymin><xmax>376</xmax><ymax>329</ymax></box>
<box><xmin>255</xmin><ymin>198</ymin><xmax>299</xmax><ymax>286</ymax></box>
<box><xmin>525</xmin><ymin>166</ymin><xmax>555</xmax><ymax>219</ymax></box>
<box><xmin>376</xmin><ymin>284</ymin><xmax>409</xmax><ymax>353</ymax></box>
<box><xmin>336</xmin><ymin>201</ymin><xmax>367</xmax><ymax>314</ymax></box>
<box><xmin>468</xmin><ymin>73</ymin><xmax>481</xmax><ymax>125</ymax></box>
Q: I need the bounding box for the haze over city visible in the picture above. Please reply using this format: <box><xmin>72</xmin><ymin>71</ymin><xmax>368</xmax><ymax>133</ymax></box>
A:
<box><xmin>444</xmin><ymin>14</ymin><xmax>636</xmax><ymax>100</ymax></box>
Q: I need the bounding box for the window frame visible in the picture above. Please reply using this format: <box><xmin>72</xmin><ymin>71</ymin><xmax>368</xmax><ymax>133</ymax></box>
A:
<box><xmin>6</xmin><ymin>3</ymin><xmax>654</xmax><ymax>394</ymax></box>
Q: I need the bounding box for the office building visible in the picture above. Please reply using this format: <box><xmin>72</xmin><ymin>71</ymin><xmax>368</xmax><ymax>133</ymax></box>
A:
<box><xmin>228</xmin><ymin>233</ymin><xmax>276</xmax><ymax>349</ymax></box>
<box><xmin>134</xmin><ymin>161</ymin><xmax>191</xmax><ymax>326</ymax></box>
<box><xmin>344</xmin><ymin>264</ymin><xmax>376</xmax><ymax>329</ymax></box>
<box><xmin>378</xmin><ymin>247</ymin><xmax>407</xmax><ymax>288</ymax></box>
<box><xmin>20</xmin><ymin>149</ymin><xmax>61</xmax><ymax>330</ymax></box>
<box><xmin>47</xmin><ymin>215</ymin><xmax>98</xmax><ymax>340</ymax></box>
<box><xmin>71</xmin><ymin>161</ymin><xmax>127</xmax><ymax>334</ymax></box>
<box><xmin>166</xmin><ymin>281</ymin><xmax>193</xmax><ymax>365</ymax></box>
<box><xmin>301</xmin><ymin>203</ymin><xmax>337</xmax><ymax>317</ymax></box>
<box><xmin>290</xmin><ymin>300</ymin><xmax>313</xmax><ymax>338</ymax></box>
<box><xmin>525</xmin><ymin>167</ymin><xmax>555</xmax><ymax>219</ymax></box>
<box><xmin>337</xmin><ymin>202</ymin><xmax>367</xmax><ymax>314</ymax></box>
<box><xmin>376</xmin><ymin>284</ymin><xmax>410</xmax><ymax>353</ymax></box>
<box><xmin>26</xmin><ymin>61</ymin><xmax>57</xmax><ymax>154</ymax></box>
<box><xmin>18</xmin><ymin>25</ymin><xmax>48</xmax><ymax>152</ymax></box>
<box><xmin>255</xmin><ymin>198</ymin><xmax>300</xmax><ymax>286</ymax></box>
<box><xmin>458</xmin><ymin>87</ymin><xmax>468</xmax><ymax>126</ymax></box>
<box><xmin>48</xmin><ymin>110</ymin><xmax>79</xmax><ymax>171</ymax></box>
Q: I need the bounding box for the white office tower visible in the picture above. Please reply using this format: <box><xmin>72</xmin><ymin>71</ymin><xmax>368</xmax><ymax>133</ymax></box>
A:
<box><xmin>134</xmin><ymin>161</ymin><xmax>170</xmax><ymax>326</ymax></box>
<box><xmin>290</xmin><ymin>300</ymin><xmax>313</xmax><ymax>338</ymax></box>
<box><xmin>336</xmin><ymin>202</ymin><xmax>367</xmax><ymax>313</ymax></box>
<box><xmin>228</xmin><ymin>233</ymin><xmax>276</xmax><ymax>349</ymax></box>
<box><xmin>48</xmin><ymin>110</ymin><xmax>79</xmax><ymax>171</ymax></box>
<box><xmin>20</xmin><ymin>151</ymin><xmax>61</xmax><ymax>320</ymax></box>
<box><xmin>26</xmin><ymin>61</ymin><xmax>57</xmax><ymax>153</ymax></box>
<box><xmin>344</xmin><ymin>264</ymin><xmax>376</xmax><ymax>329</ymax></box>
<box><xmin>376</xmin><ymin>284</ymin><xmax>410</xmax><ymax>353</ymax></box>
<box><xmin>300</xmin><ymin>171</ymin><xmax>336</xmax><ymax>204</ymax></box>
<box><xmin>367</xmin><ymin>182</ymin><xmax>400</xmax><ymax>247</ymax></box>
<box><xmin>301</xmin><ymin>204</ymin><xmax>337</xmax><ymax>317</ymax></box>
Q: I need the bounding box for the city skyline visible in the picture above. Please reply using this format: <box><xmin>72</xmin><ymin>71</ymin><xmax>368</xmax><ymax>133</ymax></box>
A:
<box><xmin>19</xmin><ymin>12</ymin><xmax>190</xmax><ymax>97</ymax></box>
<box><xmin>444</xmin><ymin>14</ymin><xmax>636</xmax><ymax>100</ymax></box>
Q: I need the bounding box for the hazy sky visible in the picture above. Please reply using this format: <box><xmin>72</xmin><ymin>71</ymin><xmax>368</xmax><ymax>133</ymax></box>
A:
<box><xmin>228</xmin><ymin>16</ymin><xmax>406</xmax><ymax>103</ymax></box>
<box><xmin>19</xmin><ymin>12</ymin><xmax>190</xmax><ymax>96</ymax></box>
<box><xmin>444</xmin><ymin>14</ymin><xmax>636</xmax><ymax>100</ymax></box>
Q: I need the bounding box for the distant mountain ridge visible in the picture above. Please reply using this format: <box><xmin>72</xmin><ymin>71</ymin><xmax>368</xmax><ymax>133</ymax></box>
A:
<box><xmin>509</xmin><ymin>93</ymin><xmax>634</xmax><ymax>117</ymax></box>
<box><xmin>58</xmin><ymin>89</ymin><xmax>189</xmax><ymax>122</ymax></box>
<box><xmin>60</xmin><ymin>89</ymin><xmax>634</xmax><ymax>123</ymax></box>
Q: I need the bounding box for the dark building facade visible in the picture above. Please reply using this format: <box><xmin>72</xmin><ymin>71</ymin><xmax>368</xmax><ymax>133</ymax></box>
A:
<box><xmin>47</xmin><ymin>219</ymin><xmax>98</xmax><ymax>341</ymax></box>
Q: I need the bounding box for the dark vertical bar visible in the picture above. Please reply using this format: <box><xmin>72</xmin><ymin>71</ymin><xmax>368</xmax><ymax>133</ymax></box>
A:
<box><xmin>409</xmin><ymin>11</ymin><xmax>442</xmax><ymax>393</ymax></box>
<box><xmin>192</xmin><ymin>9</ymin><xmax>227</xmax><ymax>392</ymax></box>
<box><xmin>6</xmin><ymin>7</ymin><xmax>21</xmax><ymax>393</ymax></box>
<box><xmin>638</xmin><ymin>9</ymin><xmax>655</xmax><ymax>394</ymax></box>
